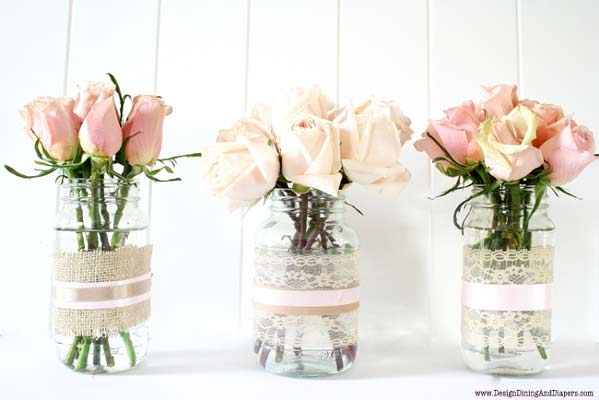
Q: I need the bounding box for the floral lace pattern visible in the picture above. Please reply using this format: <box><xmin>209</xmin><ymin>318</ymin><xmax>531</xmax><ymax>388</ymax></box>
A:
<box><xmin>254</xmin><ymin>248</ymin><xmax>359</xmax><ymax>349</ymax></box>
<box><xmin>463</xmin><ymin>246</ymin><xmax>554</xmax><ymax>285</ymax></box>
<box><xmin>462</xmin><ymin>308</ymin><xmax>551</xmax><ymax>351</ymax></box>
<box><xmin>462</xmin><ymin>246</ymin><xmax>554</xmax><ymax>352</ymax></box>
<box><xmin>254</xmin><ymin>310</ymin><xmax>358</xmax><ymax>349</ymax></box>
<box><xmin>254</xmin><ymin>249</ymin><xmax>359</xmax><ymax>289</ymax></box>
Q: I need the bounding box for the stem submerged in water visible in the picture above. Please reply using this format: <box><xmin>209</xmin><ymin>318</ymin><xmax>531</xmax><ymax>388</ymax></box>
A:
<box><xmin>120</xmin><ymin>331</ymin><xmax>136</xmax><ymax>367</ymax></box>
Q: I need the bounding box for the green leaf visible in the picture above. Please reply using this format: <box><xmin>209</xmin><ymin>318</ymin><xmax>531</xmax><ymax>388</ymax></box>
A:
<box><xmin>291</xmin><ymin>183</ymin><xmax>310</xmax><ymax>194</ymax></box>
<box><xmin>554</xmin><ymin>185</ymin><xmax>581</xmax><ymax>199</ymax></box>
<box><xmin>4</xmin><ymin>164</ymin><xmax>57</xmax><ymax>179</ymax></box>
<box><xmin>142</xmin><ymin>166</ymin><xmax>181</xmax><ymax>183</ymax></box>
<box><xmin>107</xmin><ymin>72</ymin><xmax>127</xmax><ymax>125</ymax></box>
<box><xmin>345</xmin><ymin>201</ymin><xmax>364</xmax><ymax>216</ymax></box>
<box><xmin>525</xmin><ymin>182</ymin><xmax>547</xmax><ymax>227</ymax></box>
<box><xmin>452</xmin><ymin>180</ymin><xmax>502</xmax><ymax>231</ymax></box>
<box><xmin>157</xmin><ymin>152</ymin><xmax>202</xmax><ymax>163</ymax></box>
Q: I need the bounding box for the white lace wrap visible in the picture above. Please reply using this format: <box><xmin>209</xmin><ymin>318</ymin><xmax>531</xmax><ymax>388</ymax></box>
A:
<box><xmin>462</xmin><ymin>246</ymin><xmax>554</xmax><ymax>352</ymax></box>
<box><xmin>253</xmin><ymin>249</ymin><xmax>359</xmax><ymax>349</ymax></box>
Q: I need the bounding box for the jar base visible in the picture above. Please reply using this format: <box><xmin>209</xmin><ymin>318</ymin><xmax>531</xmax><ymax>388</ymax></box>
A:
<box><xmin>461</xmin><ymin>347</ymin><xmax>548</xmax><ymax>376</ymax></box>
<box><xmin>257</xmin><ymin>345</ymin><xmax>357</xmax><ymax>378</ymax></box>
<box><xmin>55</xmin><ymin>323</ymin><xmax>149</xmax><ymax>374</ymax></box>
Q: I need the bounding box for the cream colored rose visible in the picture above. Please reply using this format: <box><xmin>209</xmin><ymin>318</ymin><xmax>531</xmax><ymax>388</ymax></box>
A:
<box><xmin>336</xmin><ymin>99</ymin><xmax>411</xmax><ymax>197</ymax></box>
<box><xmin>272</xmin><ymin>85</ymin><xmax>336</xmax><ymax>135</ymax></box>
<box><xmin>279</xmin><ymin>114</ymin><xmax>342</xmax><ymax>196</ymax></box>
<box><xmin>476</xmin><ymin>105</ymin><xmax>543</xmax><ymax>181</ymax></box>
<box><xmin>200</xmin><ymin>136</ymin><xmax>280</xmax><ymax>210</ymax></box>
<box><xmin>217</xmin><ymin>103</ymin><xmax>274</xmax><ymax>144</ymax></box>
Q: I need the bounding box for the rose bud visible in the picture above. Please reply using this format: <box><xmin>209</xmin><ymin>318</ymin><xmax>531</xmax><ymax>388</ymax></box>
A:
<box><xmin>122</xmin><ymin>95</ymin><xmax>173</xmax><ymax>166</ymax></box>
<box><xmin>20</xmin><ymin>96</ymin><xmax>80</xmax><ymax>161</ymax></box>
<box><xmin>540</xmin><ymin>120</ymin><xmax>596</xmax><ymax>186</ymax></box>
<box><xmin>79</xmin><ymin>97</ymin><xmax>122</xmax><ymax>158</ymax></box>
<box><xmin>73</xmin><ymin>80</ymin><xmax>115</xmax><ymax>122</ymax></box>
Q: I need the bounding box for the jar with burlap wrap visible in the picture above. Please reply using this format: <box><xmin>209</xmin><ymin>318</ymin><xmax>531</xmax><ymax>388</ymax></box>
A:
<box><xmin>253</xmin><ymin>189</ymin><xmax>359</xmax><ymax>377</ymax></box>
<box><xmin>461</xmin><ymin>184</ymin><xmax>555</xmax><ymax>375</ymax></box>
<box><xmin>53</xmin><ymin>178</ymin><xmax>152</xmax><ymax>373</ymax></box>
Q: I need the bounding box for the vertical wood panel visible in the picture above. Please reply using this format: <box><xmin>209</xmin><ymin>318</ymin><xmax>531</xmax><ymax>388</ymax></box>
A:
<box><xmin>520</xmin><ymin>0</ymin><xmax>599</xmax><ymax>340</ymax></box>
<box><xmin>67</xmin><ymin>0</ymin><xmax>158</xmax><ymax>95</ymax></box>
<box><xmin>241</xmin><ymin>0</ymin><xmax>339</xmax><ymax>327</ymax></box>
<box><xmin>156</xmin><ymin>0</ymin><xmax>248</xmax><ymax>341</ymax></box>
<box><xmin>0</xmin><ymin>0</ymin><xmax>71</xmax><ymax>336</ymax></box>
<box><xmin>339</xmin><ymin>0</ymin><xmax>431</xmax><ymax>342</ymax></box>
<box><xmin>429</xmin><ymin>0</ymin><xmax>519</xmax><ymax>342</ymax></box>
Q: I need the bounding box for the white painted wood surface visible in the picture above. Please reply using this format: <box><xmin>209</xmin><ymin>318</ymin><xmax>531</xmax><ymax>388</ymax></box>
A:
<box><xmin>1</xmin><ymin>0</ymin><xmax>598</xmax><ymax>350</ymax></box>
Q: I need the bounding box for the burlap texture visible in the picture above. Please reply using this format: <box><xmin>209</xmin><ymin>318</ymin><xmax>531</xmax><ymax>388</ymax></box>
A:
<box><xmin>52</xmin><ymin>245</ymin><xmax>153</xmax><ymax>336</ymax></box>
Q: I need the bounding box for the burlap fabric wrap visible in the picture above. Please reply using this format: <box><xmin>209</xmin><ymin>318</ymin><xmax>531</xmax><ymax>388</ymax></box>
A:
<box><xmin>53</xmin><ymin>245</ymin><xmax>153</xmax><ymax>337</ymax></box>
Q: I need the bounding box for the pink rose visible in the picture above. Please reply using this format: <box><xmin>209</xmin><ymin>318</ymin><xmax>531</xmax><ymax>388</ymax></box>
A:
<box><xmin>19</xmin><ymin>96</ymin><xmax>80</xmax><ymax>161</ymax></box>
<box><xmin>217</xmin><ymin>103</ymin><xmax>274</xmax><ymax>145</ymax></box>
<box><xmin>539</xmin><ymin>120</ymin><xmax>595</xmax><ymax>185</ymax></box>
<box><xmin>480</xmin><ymin>84</ymin><xmax>518</xmax><ymax>116</ymax></box>
<box><xmin>519</xmin><ymin>100</ymin><xmax>564</xmax><ymax>128</ymax></box>
<box><xmin>73</xmin><ymin>81</ymin><xmax>115</xmax><ymax>122</ymax></box>
<box><xmin>200</xmin><ymin>136</ymin><xmax>279</xmax><ymax>211</ymax></box>
<box><xmin>79</xmin><ymin>97</ymin><xmax>122</xmax><ymax>158</ymax></box>
<box><xmin>476</xmin><ymin>106</ymin><xmax>544</xmax><ymax>181</ymax></box>
<box><xmin>414</xmin><ymin>101</ymin><xmax>483</xmax><ymax>167</ymax></box>
<box><xmin>335</xmin><ymin>100</ymin><xmax>411</xmax><ymax>197</ymax></box>
<box><xmin>122</xmin><ymin>95</ymin><xmax>172</xmax><ymax>166</ymax></box>
<box><xmin>279</xmin><ymin>114</ymin><xmax>342</xmax><ymax>196</ymax></box>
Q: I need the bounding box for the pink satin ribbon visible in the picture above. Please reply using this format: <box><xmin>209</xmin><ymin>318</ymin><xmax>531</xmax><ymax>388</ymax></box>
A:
<box><xmin>253</xmin><ymin>286</ymin><xmax>360</xmax><ymax>307</ymax></box>
<box><xmin>53</xmin><ymin>273</ymin><xmax>152</xmax><ymax>310</ymax></box>
<box><xmin>462</xmin><ymin>281</ymin><xmax>552</xmax><ymax>311</ymax></box>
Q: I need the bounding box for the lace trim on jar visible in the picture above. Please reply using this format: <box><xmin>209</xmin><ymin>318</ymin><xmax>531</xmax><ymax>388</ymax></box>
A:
<box><xmin>254</xmin><ymin>250</ymin><xmax>359</xmax><ymax>289</ymax></box>
<box><xmin>463</xmin><ymin>246</ymin><xmax>554</xmax><ymax>285</ymax></box>
<box><xmin>254</xmin><ymin>310</ymin><xmax>358</xmax><ymax>349</ymax></box>
<box><xmin>253</xmin><ymin>249</ymin><xmax>359</xmax><ymax>349</ymax></box>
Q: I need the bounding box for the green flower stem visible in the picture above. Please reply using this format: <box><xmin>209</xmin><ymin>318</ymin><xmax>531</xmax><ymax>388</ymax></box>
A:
<box><xmin>64</xmin><ymin>335</ymin><xmax>82</xmax><ymax>366</ymax></box>
<box><xmin>102</xmin><ymin>336</ymin><xmax>115</xmax><ymax>367</ymax></box>
<box><xmin>98</xmin><ymin>175</ymin><xmax>112</xmax><ymax>251</ymax></box>
<box><xmin>537</xmin><ymin>345</ymin><xmax>548</xmax><ymax>360</ymax></box>
<box><xmin>119</xmin><ymin>331</ymin><xmax>136</xmax><ymax>367</ymax></box>
<box><xmin>90</xmin><ymin>164</ymin><xmax>109</xmax><ymax>251</ymax></box>
<box><xmin>65</xmin><ymin>170</ymin><xmax>86</xmax><ymax>251</ymax></box>
<box><xmin>111</xmin><ymin>183</ymin><xmax>131</xmax><ymax>248</ymax></box>
<box><xmin>76</xmin><ymin>336</ymin><xmax>92</xmax><ymax>370</ymax></box>
<box><xmin>92</xmin><ymin>338</ymin><xmax>101</xmax><ymax>366</ymax></box>
<box><xmin>83</xmin><ymin>165</ymin><xmax>99</xmax><ymax>250</ymax></box>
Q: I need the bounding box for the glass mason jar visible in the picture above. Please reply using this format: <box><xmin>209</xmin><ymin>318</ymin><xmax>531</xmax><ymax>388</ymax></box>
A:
<box><xmin>53</xmin><ymin>178</ymin><xmax>152</xmax><ymax>373</ymax></box>
<box><xmin>253</xmin><ymin>189</ymin><xmax>360</xmax><ymax>377</ymax></box>
<box><xmin>461</xmin><ymin>184</ymin><xmax>555</xmax><ymax>375</ymax></box>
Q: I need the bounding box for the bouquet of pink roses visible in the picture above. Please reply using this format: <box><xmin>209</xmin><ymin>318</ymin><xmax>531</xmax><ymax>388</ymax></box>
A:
<box><xmin>416</xmin><ymin>84</ymin><xmax>596</xmax><ymax>374</ymax></box>
<box><xmin>6</xmin><ymin>74</ymin><xmax>198</xmax><ymax>373</ymax></box>
<box><xmin>416</xmin><ymin>84</ymin><xmax>596</xmax><ymax>245</ymax></box>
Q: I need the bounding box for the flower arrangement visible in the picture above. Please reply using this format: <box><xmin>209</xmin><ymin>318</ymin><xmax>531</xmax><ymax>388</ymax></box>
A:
<box><xmin>415</xmin><ymin>84</ymin><xmax>596</xmax><ymax>374</ymax></box>
<box><xmin>201</xmin><ymin>85</ymin><xmax>412</xmax><ymax>376</ymax></box>
<box><xmin>415</xmin><ymin>84</ymin><xmax>596</xmax><ymax>241</ymax></box>
<box><xmin>5</xmin><ymin>74</ymin><xmax>198</xmax><ymax>372</ymax></box>
<box><xmin>201</xmin><ymin>85</ymin><xmax>413</xmax><ymax>211</ymax></box>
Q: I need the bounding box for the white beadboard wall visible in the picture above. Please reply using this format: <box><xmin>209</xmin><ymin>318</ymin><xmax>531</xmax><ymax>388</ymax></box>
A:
<box><xmin>0</xmin><ymin>0</ymin><xmax>598</xmax><ymax>346</ymax></box>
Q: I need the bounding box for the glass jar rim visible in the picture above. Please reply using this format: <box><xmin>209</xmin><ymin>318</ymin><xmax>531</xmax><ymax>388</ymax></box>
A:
<box><xmin>57</xmin><ymin>177</ymin><xmax>142</xmax><ymax>187</ymax></box>
<box><xmin>270</xmin><ymin>188</ymin><xmax>346</xmax><ymax>201</ymax></box>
